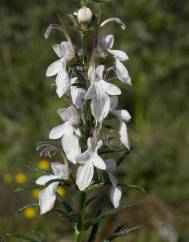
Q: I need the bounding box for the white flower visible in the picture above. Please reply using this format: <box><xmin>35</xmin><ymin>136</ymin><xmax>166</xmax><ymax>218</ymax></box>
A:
<box><xmin>85</xmin><ymin>65</ymin><xmax>121</xmax><ymax>122</ymax></box>
<box><xmin>49</xmin><ymin>106</ymin><xmax>81</xmax><ymax>163</ymax></box>
<box><xmin>105</xmin><ymin>159</ymin><xmax>122</xmax><ymax>208</ymax></box>
<box><xmin>76</xmin><ymin>137</ymin><xmax>106</xmax><ymax>191</ymax></box>
<box><xmin>71</xmin><ymin>77</ymin><xmax>86</xmax><ymax>109</ymax></box>
<box><xmin>102</xmin><ymin>35</ymin><xmax>131</xmax><ymax>85</ymax></box>
<box><xmin>36</xmin><ymin>162</ymin><xmax>69</xmax><ymax>214</ymax></box>
<box><xmin>46</xmin><ymin>41</ymin><xmax>75</xmax><ymax>98</ymax></box>
<box><xmin>110</xmin><ymin>96</ymin><xmax>131</xmax><ymax>149</ymax></box>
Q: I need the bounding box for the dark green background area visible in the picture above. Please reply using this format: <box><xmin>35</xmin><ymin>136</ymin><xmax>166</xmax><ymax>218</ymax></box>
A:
<box><xmin>0</xmin><ymin>0</ymin><xmax>189</xmax><ymax>241</ymax></box>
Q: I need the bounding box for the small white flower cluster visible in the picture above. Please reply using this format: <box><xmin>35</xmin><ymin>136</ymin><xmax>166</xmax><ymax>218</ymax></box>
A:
<box><xmin>36</xmin><ymin>6</ymin><xmax>132</xmax><ymax>215</ymax></box>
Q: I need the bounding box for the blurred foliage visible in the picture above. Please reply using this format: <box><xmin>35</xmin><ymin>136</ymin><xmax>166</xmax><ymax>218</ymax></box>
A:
<box><xmin>0</xmin><ymin>0</ymin><xmax>189</xmax><ymax>241</ymax></box>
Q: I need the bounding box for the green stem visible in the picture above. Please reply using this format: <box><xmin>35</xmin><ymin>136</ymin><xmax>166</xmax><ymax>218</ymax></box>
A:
<box><xmin>74</xmin><ymin>225</ymin><xmax>81</xmax><ymax>242</ymax></box>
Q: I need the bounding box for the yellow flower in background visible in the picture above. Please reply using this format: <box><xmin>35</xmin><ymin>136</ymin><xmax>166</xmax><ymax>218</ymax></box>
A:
<box><xmin>3</xmin><ymin>174</ymin><xmax>13</xmax><ymax>184</ymax></box>
<box><xmin>15</xmin><ymin>173</ymin><xmax>27</xmax><ymax>184</ymax></box>
<box><xmin>38</xmin><ymin>159</ymin><xmax>50</xmax><ymax>170</ymax></box>
<box><xmin>32</xmin><ymin>188</ymin><xmax>41</xmax><ymax>198</ymax></box>
<box><xmin>56</xmin><ymin>186</ymin><xmax>66</xmax><ymax>197</ymax></box>
<box><xmin>23</xmin><ymin>207</ymin><xmax>37</xmax><ymax>219</ymax></box>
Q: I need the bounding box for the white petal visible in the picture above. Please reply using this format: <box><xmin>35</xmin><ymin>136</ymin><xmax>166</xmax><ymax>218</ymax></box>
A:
<box><xmin>91</xmin><ymin>83</ymin><xmax>110</xmax><ymax>123</ymax></box>
<box><xmin>96</xmin><ymin>140</ymin><xmax>103</xmax><ymax>150</ymax></box>
<box><xmin>119</xmin><ymin>121</ymin><xmax>130</xmax><ymax>149</ymax></box>
<box><xmin>76</xmin><ymin>149</ymin><xmax>91</xmax><ymax>165</ymax></box>
<box><xmin>49</xmin><ymin>123</ymin><xmax>68</xmax><ymax>139</ymax></box>
<box><xmin>51</xmin><ymin>162</ymin><xmax>69</xmax><ymax>179</ymax></box>
<box><xmin>53</xmin><ymin>44</ymin><xmax>63</xmax><ymax>58</ymax></box>
<box><xmin>105</xmin><ymin>159</ymin><xmax>117</xmax><ymax>173</ymax></box>
<box><xmin>60</xmin><ymin>41</ymin><xmax>74</xmax><ymax>60</ymax></box>
<box><xmin>108</xmin><ymin>50</ymin><xmax>128</xmax><ymax>62</ymax></box>
<box><xmin>38</xmin><ymin>183</ymin><xmax>58</xmax><ymax>214</ymax></box>
<box><xmin>85</xmin><ymin>84</ymin><xmax>96</xmax><ymax>100</ymax></box>
<box><xmin>110</xmin><ymin>96</ymin><xmax>118</xmax><ymax>110</ymax></box>
<box><xmin>55</xmin><ymin>69</ymin><xmax>70</xmax><ymax>98</ymax></box>
<box><xmin>102</xmin><ymin>35</ymin><xmax>114</xmax><ymax>49</ymax></box>
<box><xmin>100</xmin><ymin>80</ymin><xmax>121</xmax><ymax>96</ymax></box>
<box><xmin>36</xmin><ymin>175</ymin><xmax>58</xmax><ymax>185</ymax></box>
<box><xmin>46</xmin><ymin>59</ymin><xmax>64</xmax><ymax>77</ymax></box>
<box><xmin>96</xmin><ymin>65</ymin><xmax>104</xmax><ymax>80</ymax></box>
<box><xmin>58</xmin><ymin>106</ymin><xmax>80</xmax><ymax>126</ymax></box>
<box><xmin>110</xmin><ymin>186</ymin><xmax>122</xmax><ymax>208</ymax></box>
<box><xmin>87</xmin><ymin>137</ymin><xmax>93</xmax><ymax>149</ymax></box>
<box><xmin>92</xmin><ymin>154</ymin><xmax>106</xmax><ymax>170</ymax></box>
<box><xmin>75</xmin><ymin>128</ymin><xmax>82</xmax><ymax>137</ymax></box>
<box><xmin>111</xmin><ymin>110</ymin><xmax>131</xmax><ymax>122</ymax></box>
<box><xmin>100</xmin><ymin>17</ymin><xmax>126</xmax><ymax>30</ymax></box>
<box><xmin>115</xmin><ymin>60</ymin><xmax>132</xmax><ymax>85</ymax></box>
<box><xmin>76</xmin><ymin>161</ymin><xmax>94</xmax><ymax>191</ymax></box>
<box><xmin>88</xmin><ymin>66</ymin><xmax>95</xmax><ymax>82</ymax></box>
<box><xmin>71</xmin><ymin>86</ymin><xmax>86</xmax><ymax>109</ymax></box>
<box><xmin>62</xmin><ymin>134</ymin><xmax>81</xmax><ymax>164</ymax></box>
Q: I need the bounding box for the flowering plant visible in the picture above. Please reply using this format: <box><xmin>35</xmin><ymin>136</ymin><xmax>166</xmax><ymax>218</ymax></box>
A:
<box><xmin>13</xmin><ymin>0</ymin><xmax>143</xmax><ymax>241</ymax></box>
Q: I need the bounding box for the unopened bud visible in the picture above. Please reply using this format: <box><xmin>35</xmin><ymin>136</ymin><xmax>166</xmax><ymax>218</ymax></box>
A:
<box><xmin>77</xmin><ymin>6</ymin><xmax>92</xmax><ymax>28</ymax></box>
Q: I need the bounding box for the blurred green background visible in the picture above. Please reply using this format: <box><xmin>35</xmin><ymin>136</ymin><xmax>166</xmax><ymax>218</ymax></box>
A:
<box><xmin>0</xmin><ymin>0</ymin><xmax>189</xmax><ymax>241</ymax></box>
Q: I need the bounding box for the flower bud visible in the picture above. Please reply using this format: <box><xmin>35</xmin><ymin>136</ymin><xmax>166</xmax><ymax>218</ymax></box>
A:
<box><xmin>77</xmin><ymin>6</ymin><xmax>92</xmax><ymax>28</ymax></box>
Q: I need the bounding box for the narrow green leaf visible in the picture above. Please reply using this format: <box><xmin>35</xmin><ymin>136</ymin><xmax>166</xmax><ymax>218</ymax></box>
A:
<box><xmin>116</xmin><ymin>149</ymin><xmax>132</xmax><ymax>166</ymax></box>
<box><xmin>56</xmin><ymin>194</ymin><xmax>73</xmax><ymax>213</ymax></box>
<box><xmin>88</xmin><ymin>208</ymin><xmax>102</xmax><ymax>242</ymax></box>
<box><xmin>86</xmin><ymin>196</ymin><xmax>97</xmax><ymax>207</ymax></box>
<box><xmin>15</xmin><ymin>184</ymin><xmax>43</xmax><ymax>192</ymax></box>
<box><xmin>6</xmin><ymin>233</ymin><xmax>42</xmax><ymax>242</ymax></box>
<box><xmin>86</xmin><ymin>182</ymin><xmax>105</xmax><ymax>193</ymax></box>
<box><xmin>45</xmin><ymin>178</ymin><xmax>71</xmax><ymax>187</ymax></box>
<box><xmin>53</xmin><ymin>208</ymin><xmax>79</xmax><ymax>224</ymax></box>
<box><xmin>85</xmin><ymin>200</ymin><xmax>141</xmax><ymax>229</ymax></box>
<box><xmin>121</xmin><ymin>184</ymin><xmax>145</xmax><ymax>193</ymax></box>
<box><xmin>23</xmin><ymin>165</ymin><xmax>50</xmax><ymax>175</ymax></box>
<box><xmin>17</xmin><ymin>204</ymin><xmax>39</xmax><ymax>214</ymax></box>
<box><xmin>104</xmin><ymin>225</ymin><xmax>144</xmax><ymax>241</ymax></box>
<box><xmin>71</xmin><ymin>82</ymin><xmax>86</xmax><ymax>88</ymax></box>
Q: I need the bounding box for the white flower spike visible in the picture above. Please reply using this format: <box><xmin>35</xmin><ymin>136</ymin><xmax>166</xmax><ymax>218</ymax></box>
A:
<box><xmin>36</xmin><ymin>162</ymin><xmax>69</xmax><ymax>214</ymax></box>
<box><xmin>76</xmin><ymin>137</ymin><xmax>106</xmax><ymax>191</ymax></box>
